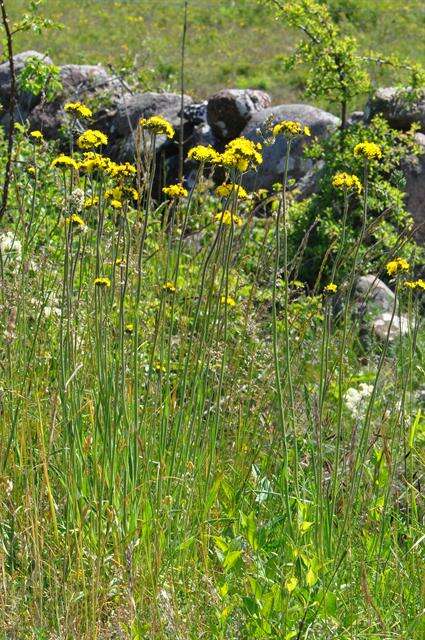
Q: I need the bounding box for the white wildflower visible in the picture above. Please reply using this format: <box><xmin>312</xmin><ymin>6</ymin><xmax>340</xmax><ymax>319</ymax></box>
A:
<box><xmin>0</xmin><ymin>231</ymin><xmax>22</xmax><ymax>266</ymax></box>
<box><xmin>344</xmin><ymin>383</ymin><xmax>374</xmax><ymax>420</ymax></box>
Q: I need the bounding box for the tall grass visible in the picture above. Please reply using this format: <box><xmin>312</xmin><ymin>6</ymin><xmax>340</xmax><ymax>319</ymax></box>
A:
<box><xmin>0</xmin><ymin>116</ymin><xmax>424</xmax><ymax>640</ymax></box>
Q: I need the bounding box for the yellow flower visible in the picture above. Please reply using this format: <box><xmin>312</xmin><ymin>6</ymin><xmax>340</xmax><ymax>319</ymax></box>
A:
<box><xmin>84</xmin><ymin>196</ymin><xmax>99</xmax><ymax>208</ymax></box>
<box><xmin>354</xmin><ymin>142</ymin><xmax>382</xmax><ymax>161</ymax></box>
<box><xmin>78</xmin><ymin>152</ymin><xmax>111</xmax><ymax>174</ymax></box>
<box><xmin>30</xmin><ymin>130</ymin><xmax>43</xmax><ymax>141</ymax></box>
<box><xmin>77</xmin><ymin>129</ymin><xmax>108</xmax><ymax>150</ymax></box>
<box><xmin>139</xmin><ymin>116</ymin><xmax>174</xmax><ymax>139</ymax></box>
<box><xmin>187</xmin><ymin>144</ymin><xmax>220</xmax><ymax>163</ymax></box>
<box><xmin>215</xmin><ymin>183</ymin><xmax>248</xmax><ymax>200</ymax></box>
<box><xmin>324</xmin><ymin>283</ymin><xmax>338</xmax><ymax>294</ymax></box>
<box><xmin>109</xmin><ymin>162</ymin><xmax>137</xmax><ymax>178</ymax></box>
<box><xmin>65</xmin><ymin>213</ymin><xmax>86</xmax><ymax>229</ymax></box>
<box><xmin>162</xmin><ymin>281</ymin><xmax>176</xmax><ymax>293</ymax></box>
<box><xmin>220</xmin><ymin>137</ymin><xmax>262</xmax><ymax>173</ymax></box>
<box><xmin>404</xmin><ymin>279</ymin><xmax>425</xmax><ymax>290</ymax></box>
<box><xmin>162</xmin><ymin>183</ymin><xmax>189</xmax><ymax>199</ymax></box>
<box><xmin>51</xmin><ymin>154</ymin><xmax>78</xmax><ymax>170</ymax></box>
<box><xmin>272</xmin><ymin>120</ymin><xmax>311</xmax><ymax>138</ymax></box>
<box><xmin>285</xmin><ymin>576</ymin><xmax>298</xmax><ymax>594</ymax></box>
<box><xmin>154</xmin><ymin>362</ymin><xmax>166</xmax><ymax>373</ymax></box>
<box><xmin>220</xmin><ymin>295</ymin><xmax>236</xmax><ymax>306</ymax></box>
<box><xmin>386</xmin><ymin>258</ymin><xmax>410</xmax><ymax>276</ymax></box>
<box><xmin>110</xmin><ymin>199</ymin><xmax>123</xmax><ymax>209</ymax></box>
<box><xmin>125</xmin><ymin>323</ymin><xmax>134</xmax><ymax>333</ymax></box>
<box><xmin>214</xmin><ymin>210</ymin><xmax>243</xmax><ymax>227</ymax></box>
<box><xmin>94</xmin><ymin>277</ymin><xmax>111</xmax><ymax>288</ymax></box>
<box><xmin>331</xmin><ymin>172</ymin><xmax>362</xmax><ymax>194</ymax></box>
<box><xmin>64</xmin><ymin>102</ymin><xmax>93</xmax><ymax>119</ymax></box>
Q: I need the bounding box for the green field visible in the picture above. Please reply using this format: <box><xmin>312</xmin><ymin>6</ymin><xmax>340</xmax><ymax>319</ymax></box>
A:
<box><xmin>10</xmin><ymin>0</ymin><xmax>425</xmax><ymax>107</ymax></box>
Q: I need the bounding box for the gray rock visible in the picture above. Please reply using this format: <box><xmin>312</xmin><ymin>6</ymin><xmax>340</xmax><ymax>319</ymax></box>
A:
<box><xmin>354</xmin><ymin>275</ymin><xmax>408</xmax><ymax>342</ymax></box>
<box><xmin>402</xmin><ymin>133</ymin><xmax>425</xmax><ymax>242</ymax></box>
<box><xmin>241</xmin><ymin>104</ymin><xmax>340</xmax><ymax>191</ymax></box>
<box><xmin>207</xmin><ymin>88</ymin><xmax>271</xmax><ymax>141</ymax></box>
<box><xmin>365</xmin><ymin>87</ymin><xmax>425</xmax><ymax>132</ymax></box>
<box><xmin>0</xmin><ymin>51</ymin><xmax>53</xmax><ymax>125</ymax></box>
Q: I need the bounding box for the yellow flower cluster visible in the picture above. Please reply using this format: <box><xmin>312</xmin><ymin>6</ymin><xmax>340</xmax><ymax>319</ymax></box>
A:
<box><xmin>220</xmin><ymin>137</ymin><xmax>262</xmax><ymax>173</ymax></box>
<box><xmin>386</xmin><ymin>258</ymin><xmax>410</xmax><ymax>276</ymax></box>
<box><xmin>354</xmin><ymin>142</ymin><xmax>382</xmax><ymax>161</ymax></box>
<box><xmin>404</xmin><ymin>279</ymin><xmax>425</xmax><ymax>290</ymax></box>
<box><xmin>30</xmin><ymin>130</ymin><xmax>43</xmax><ymax>141</ymax></box>
<box><xmin>215</xmin><ymin>183</ymin><xmax>248</xmax><ymax>200</ymax></box>
<box><xmin>84</xmin><ymin>196</ymin><xmax>99</xmax><ymax>209</ymax></box>
<box><xmin>163</xmin><ymin>281</ymin><xmax>176</xmax><ymax>293</ymax></box>
<box><xmin>78</xmin><ymin>152</ymin><xmax>110</xmax><ymax>174</ymax></box>
<box><xmin>105</xmin><ymin>186</ymin><xmax>138</xmax><ymax>207</ymax></box>
<box><xmin>94</xmin><ymin>277</ymin><xmax>111</xmax><ymax>288</ymax></box>
<box><xmin>272</xmin><ymin>120</ymin><xmax>311</xmax><ymax>138</ymax></box>
<box><xmin>331</xmin><ymin>172</ymin><xmax>362</xmax><ymax>194</ymax></box>
<box><xmin>77</xmin><ymin>130</ymin><xmax>108</xmax><ymax>150</ymax></box>
<box><xmin>220</xmin><ymin>295</ymin><xmax>236</xmax><ymax>306</ymax></box>
<box><xmin>51</xmin><ymin>154</ymin><xmax>78</xmax><ymax>170</ymax></box>
<box><xmin>214</xmin><ymin>210</ymin><xmax>243</xmax><ymax>227</ymax></box>
<box><xmin>324</xmin><ymin>283</ymin><xmax>338</xmax><ymax>294</ymax></box>
<box><xmin>187</xmin><ymin>144</ymin><xmax>220</xmax><ymax>164</ymax></box>
<box><xmin>64</xmin><ymin>102</ymin><xmax>93</xmax><ymax>119</ymax></box>
<box><xmin>65</xmin><ymin>213</ymin><xmax>86</xmax><ymax>229</ymax></box>
<box><xmin>139</xmin><ymin>116</ymin><xmax>175</xmax><ymax>139</ymax></box>
<box><xmin>162</xmin><ymin>183</ymin><xmax>189</xmax><ymax>199</ymax></box>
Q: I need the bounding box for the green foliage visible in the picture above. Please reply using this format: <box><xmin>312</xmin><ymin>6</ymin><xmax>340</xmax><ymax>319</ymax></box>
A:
<box><xmin>290</xmin><ymin>116</ymin><xmax>423</xmax><ymax>284</ymax></box>
<box><xmin>17</xmin><ymin>55</ymin><xmax>62</xmax><ymax>101</ymax></box>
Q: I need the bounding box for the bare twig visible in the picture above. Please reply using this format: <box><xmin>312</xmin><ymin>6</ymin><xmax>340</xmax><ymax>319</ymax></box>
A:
<box><xmin>178</xmin><ymin>0</ymin><xmax>188</xmax><ymax>182</ymax></box>
<box><xmin>0</xmin><ymin>0</ymin><xmax>16</xmax><ymax>220</ymax></box>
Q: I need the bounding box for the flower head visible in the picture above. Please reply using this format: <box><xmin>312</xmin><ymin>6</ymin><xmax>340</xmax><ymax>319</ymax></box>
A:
<box><xmin>323</xmin><ymin>283</ymin><xmax>338</xmax><ymax>294</ymax></box>
<box><xmin>354</xmin><ymin>142</ymin><xmax>382</xmax><ymax>161</ymax></box>
<box><xmin>386</xmin><ymin>258</ymin><xmax>410</xmax><ymax>276</ymax></box>
<box><xmin>272</xmin><ymin>120</ymin><xmax>311</xmax><ymax>138</ymax></box>
<box><xmin>30</xmin><ymin>130</ymin><xmax>43</xmax><ymax>141</ymax></box>
<box><xmin>162</xmin><ymin>183</ymin><xmax>189</xmax><ymax>199</ymax></box>
<box><xmin>65</xmin><ymin>213</ymin><xmax>87</xmax><ymax>230</ymax></box>
<box><xmin>51</xmin><ymin>154</ymin><xmax>78</xmax><ymax>170</ymax></box>
<box><xmin>109</xmin><ymin>162</ymin><xmax>137</xmax><ymax>178</ymax></box>
<box><xmin>214</xmin><ymin>210</ymin><xmax>243</xmax><ymax>227</ymax></box>
<box><xmin>64</xmin><ymin>102</ymin><xmax>93</xmax><ymax>119</ymax></box>
<box><xmin>331</xmin><ymin>172</ymin><xmax>362</xmax><ymax>194</ymax></box>
<box><xmin>215</xmin><ymin>183</ymin><xmax>248</xmax><ymax>200</ymax></box>
<box><xmin>162</xmin><ymin>281</ymin><xmax>177</xmax><ymax>293</ymax></box>
<box><xmin>220</xmin><ymin>137</ymin><xmax>262</xmax><ymax>173</ymax></box>
<box><xmin>84</xmin><ymin>195</ymin><xmax>99</xmax><ymax>209</ymax></box>
<box><xmin>78</xmin><ymin>152</ymin><xmax>111</xmax><ymax>174</ymax></box>
<box><xmin>77</xmin><ymin>129</ymin><xmax>108</xmax><ymax>150</ymax></box>
<box><xmin>94</xmin><ymin>277</ymin><xmax>111</xmax><ymax>288</ymax></box>
<box><xmin>125</xmin><ymin>323</ymin><xmax>134</xmax><ymax>334</ymax></box>
<box><xmin>404</xmin><ymin>279</ymin><xmax>425</xmax><ymax>291</ymax></box>
<box><xmin>139</xmin><ymin>116</ymin><xmax>174</xmax><ymax>139</ymax></box>
<box><xmin>220</xmin><ymin>295</ymin><xmax>236</xmax><ymax>306</ymax></box>
<box><xmin>187</xmin><ymin>144</ymin><xmax>220</xmax><ymax>164</ymax></box>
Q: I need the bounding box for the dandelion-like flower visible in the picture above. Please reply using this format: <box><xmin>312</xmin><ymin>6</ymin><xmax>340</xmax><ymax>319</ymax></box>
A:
<box><xmin>162</xmin><ymin>281</ymin><xmax>177</xmax><ymax>293</ymax></box>
<box><xmin>220</xmin><ymin>295</ymin><xmax>236</xmax><ymax>306</ymax></box>
<box><xmin>139</xmin><ymin>116</ymin><xmax>174</xmax><ymax>139</ymax></box>
<box><xmin>404</xmin><ymin>279</ymin><xmax>425</xmax><ymax>290</ymax></box>
<box><xmin>220</xmin><ymin>137</ymin><xmax>262</xmax><ymax>173</ymax></box>
<box><xmin>65</xmin><ymin>213</ymin><xmax>87</xmax><ymax>230</ymax></box>
<box><xmin>78</xmin><ymin>152</ymin><xmax>111</xmax><ymax>174</ymax></box>
<box><xmin>94</xmin><ymin>277</ymin><xmax>111</xmax><ymax>288</ymax></box>
<box><xmin>110</xmin><ymin>199</ymin><xmax>123</xmax><ymax>209</ymax></box>
<box><xmin>187</xmin><ymin>145</ymin><xmax>220</xmax><ymax>164</ymax></box>
<box><xmin>215</xmin><ymin>183</ymin><xmax>248</xmax><ymax>200</ymax></box>
<box><xmin>30</xmin><ymin>130</ymin><xmax>43</xmax><ymax>141</ymax></box>
<box><xmin>386</xmin><ymin>257</ymin><xmax>409</xmax><ymax>276</ymax></box>
<box><xmin>272</xmin><ymin>120</ymin><xmax>311</xmax><ymax>138</ymax></box>
<box><xmin>354</xmin><ymin>142</ymin><xmax>382</xmax><ymax>161</ymax></box>
<box><xmin>125</xmin><ymin>323</ymin><xmax>134</xmax><ymax>333</ymax></box>
<box><xmin>162</xmin><ymin>183</ymin><xmax>189</xmax><ymax>199</ymax></box>
<box><xmin>214</xmin><ymin>210</ymin><xmax>243</xmax><ymax>227</ymax></box>
<box><xmin>77</xmin><ymin>129</ymin><xmax>108</xmax><ymax>150</ymax></box>
<box><xmin>84</xmin><ymin>195</ymin><xmax>99</xmax><ymax>208</ymax></box>
<box><xmin>109</xmin><ymin>162</ymin><xmax>137</xmax><ymax>178</ymax></box>
<box><xmin>51</xmin><ymin>154</ymin><xmax>78</xmax><ymax>170</ymax></box>
<box><xmin>323</xmin><ymin>283</ymin><xmax>338</xmax><ymax>294</ymax></box>
<box><xmin>64</xmin><ymin>102</ymin><xmax>93</xmax><ymax>119</ymax></box>
<box><xmin>331</xmin><ymin>172</ymin><xmax>362</xmax><ymax>194</ymax></box>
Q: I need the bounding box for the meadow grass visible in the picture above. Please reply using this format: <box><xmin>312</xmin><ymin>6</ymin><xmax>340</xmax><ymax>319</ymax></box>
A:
<box><xmin>0</xmin><ymin>112</ymin><xmax>423</xmax><ymax>639</ymax></box>
<box><xmin>9</xmin><ymin>0</ymin><xmax>425</xmax><ymax>104</ymax></box>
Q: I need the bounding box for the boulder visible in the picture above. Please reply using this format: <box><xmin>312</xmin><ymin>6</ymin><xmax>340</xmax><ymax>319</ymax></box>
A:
<box><xmin>207</xmin><ymin>88</ymin><xmax>271</xmax><ymax>141</ymax></box>
<box><xmin>365</xmin><ymin>87</ymin><xmax>425</xmax><ymax>132</ymax></box>
<box><xmin>241</xmin><ymin>104</ymin><xmax>340</xmax><ymax>191</ymax></box>
<box><xmin>354</xmin><ymin>274</ymin><xmax>408</xmax><ymax>342</ymax></box>
<box><xmin>0</xmin><ymin>51</ymin><xmax>53</xmax><ymax>126</ymax></box>
<box><xmin>401</xmin><ymin>133</ymin><xmax>425</xmax><ymax>242</ymax></box>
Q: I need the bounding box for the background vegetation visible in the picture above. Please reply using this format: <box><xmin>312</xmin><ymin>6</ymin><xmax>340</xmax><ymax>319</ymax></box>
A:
<box><xmin>9</xmin><ymin>0</ymin><xmax>425</xmax><ymax>106</ymax></box>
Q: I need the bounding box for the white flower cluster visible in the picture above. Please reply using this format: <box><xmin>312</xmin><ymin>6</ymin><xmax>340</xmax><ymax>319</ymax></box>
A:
<box><xmin>344</xmin><ymin>383</ymin><xmax>374</xmax><ymax>420</ymax></box>
<box><xmin>0</xmin><ymin>231</ymin><xmax>22</xmax><ymax>268</ymax></box>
